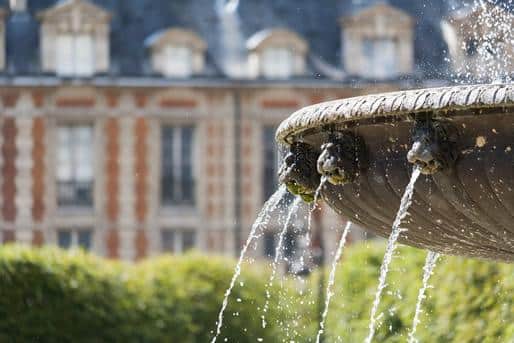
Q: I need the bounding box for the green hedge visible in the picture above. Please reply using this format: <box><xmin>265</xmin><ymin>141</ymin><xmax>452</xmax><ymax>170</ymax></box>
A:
<box><xmin>0</xmin><ymin>243</ymin><xmax>512</xmax><ymax>342</ymax></box>
<box><xmin>324</xmin><ymin>243</ymin><xmax>514</xmax><ymax>343</ymax></box>
<box><xmin>0</xmin><ymin>246</ymin><xmax>303</xmax><ymax>343</ymax></box>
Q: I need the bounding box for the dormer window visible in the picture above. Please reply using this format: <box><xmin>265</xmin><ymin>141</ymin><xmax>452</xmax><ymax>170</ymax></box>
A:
<box><xmin>262</xmin><ymin>46</ymin><xmax>293</xmax><ymax>79</ymax></box>
<box><xmin>247</xmin><ymin>29</ymin><xmax>308</xmax><ymax>79</ymax></box>
<box><xmin>38</xmin><ymin>0</ymin><xmax>111</xmax><ymax>77</ymax></box>
<box><xmin>145</xmin><ymin>28</ymin><xmax>206</xmax><ymax>78</ymax></box>
<box><xmin>340</xmin><ymin>3</ymin><xmax>413</xmax><ymax>79</ymax></box>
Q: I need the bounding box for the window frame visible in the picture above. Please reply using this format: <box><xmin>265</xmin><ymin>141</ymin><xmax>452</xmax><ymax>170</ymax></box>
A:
<box><xmin>55</xmin><ymin>123</ymin><xmax>95</xmax><ymax>209</ymax></box>
<box><xmin>262</xmin><ymin>125</ymin><xmax>279</xmax><ymax>202</ymax></box>
<box><xmin>55</xmin><ymin>32</ymin><xmax>95</xmax><ymax>77</ymax></box>
<box><xmin>162</xmin><ymin>44</ymin><xmax>193</xmax><ymax>78</ymax></box>
<box><xmin>160</xmin><ymin>228</ymin><xmax>197</xmax><ymax>253</ymax></box>
<box><xmin>56</xmin><ymin>228</ymin><xmax>93</xmax><ymax>251</ymax></box>
<box><xmin>160</xmin><ymin>124</ymin><xmax>196</xmax><ymax>208</ymax></box>
<box><xmin>261</xmin><ymin>46</ymin><xmax>294</xmax><ymax>79</ymax></box>
<box><xmin>361</xmin><ymin>36</ymin><xmax>398</xmax><ymax>79</ymax></box>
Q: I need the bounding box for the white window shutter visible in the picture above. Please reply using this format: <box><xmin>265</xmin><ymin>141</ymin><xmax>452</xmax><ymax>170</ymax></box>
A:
<box><xmin>75</xmin><ymin>34</ymin><xmax>94</xmax><ymax>76</ymax></box>
<box><xmin>56</xmin><ymin>34</ymin><xmax>74</xmax><ymax>76</ymax></box>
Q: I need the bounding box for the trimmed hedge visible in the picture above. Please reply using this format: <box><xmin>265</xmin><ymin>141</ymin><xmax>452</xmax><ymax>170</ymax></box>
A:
<box><xmin>325</xmin><ymin>243</ymin><xmax>514</xmax><ymax>342</ymax></box>
<box><xmin>0</xmin><ymin>246</ymin><xmax>301</xmax><ymax>343</ymax></box>
<box><xmin>0</xmin><ymin>243</ymin><xmax>512</xmax><ymax>342</ymax></box>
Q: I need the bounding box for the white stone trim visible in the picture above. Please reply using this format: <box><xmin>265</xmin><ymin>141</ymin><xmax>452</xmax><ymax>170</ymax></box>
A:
<box><xmin>118</xmin><ymin>116</ymin><xmax>135</xmax><ymax>230</ymax></box>
<box><xmin>14</xmin><ymin>117</ymin><xmax>33</xmax><ymax>229</ymax></box>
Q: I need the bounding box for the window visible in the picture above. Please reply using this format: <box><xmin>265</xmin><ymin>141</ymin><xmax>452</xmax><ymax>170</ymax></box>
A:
<box><xmin>163</xmin><ymin>45</ymin><xmax>193</xmax><ymax>78</ymax></box>
<box><xmin>262</xmin><ymin>47</ymin><xmax>293</xmax><ymax>79</ymax></box>
<box><xmin>146</xmin><ymin>28</ymin><xmax>206</xmax><ymax>77</ymax></box>
<box><xmin>56</xmin><ymin>33</ymin><xmax>94</xmax><ymax>77</ymax></box>
<box><xmin>247</xmin><ymin>29</ymin><xmax>307</xmax><ymax>79</ymax></box>
<box><xmin>57</xmin><ymin>125</ymin><xmax>94</xmax><ymax>207</ymax></box>
<box><xmin>39</xmin><ymin>0</ymin><xmax>110</xmax><ymax>75</ymax></box>
<box><xmin>262</xmin><ymin>125</ymin><xmax>295</xmax><ymax>204</ymax></box>
<box><xmin>1</xmin><ymin>230</ymin><xmax>15</xmax><ymax>244</ymax></box>
<box><xmin>57</xmin><ymin>229</ymin><xmax>93</xmax><ymax>250</ymax></box>
<box><xmin>283</xmin><ymin>230</ymin><xmax>298</xmax><ymax>259</ymax></box>
<box><xmin>161</xmin><ymin>229</ymin><xmax>196</xmax><ymax>253</ymax></box>
<box><xmin>263</xmin><ymin>230</ymin><xmax>299</xmax><ymax>261</ymax></box>
<box><xmin>263</xmin><ymin>231</ymin><xmax>276</xmax><ymax>259</ymax></box>
<box><xmin>362</xmin><ymin>38</ymin><xmax>397</xmax><ymax>79</ymax></box>
<box><xmin>465</xmin><ymin>38</ymin><xmax>479</xmax><ymax>56</ymax></box>
<box><xmin>263</xmin><ymin>126</ymin><xmax>279</xmax><ymax>201</ymax></box>
<box><xmin>161</xmin><ymin>126</ymin><xmax>195</xmax><ymax>206</ymax></box>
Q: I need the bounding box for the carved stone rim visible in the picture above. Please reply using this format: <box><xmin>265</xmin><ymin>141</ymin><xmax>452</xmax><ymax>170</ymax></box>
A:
<box><xmin>276</xmin><ymin>84</ymin><xmax>514</xmax><ymax>144</ymax></box>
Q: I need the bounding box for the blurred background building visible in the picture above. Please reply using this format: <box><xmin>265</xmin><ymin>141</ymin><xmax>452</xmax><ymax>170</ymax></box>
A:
<box><xmin>0</xmin><ymin>0</ymin><xmax>511</xmax><ymax>260</ymax></box>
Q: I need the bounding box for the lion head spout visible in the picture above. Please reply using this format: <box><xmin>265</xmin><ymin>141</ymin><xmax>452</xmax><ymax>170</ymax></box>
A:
<box><xmin>278</xmin><ymin>142</ymin><xmax>320</xmax><ymax>202</ymax></box>
<box><xmin>316</xmin><ymin>132</ymin><xmax>368</xmax><ymax>185</ymax></box>
<box><xmin>407</xmin><ymin>119</ymin><xmax>459</xmax><ymax>175</ymax></box>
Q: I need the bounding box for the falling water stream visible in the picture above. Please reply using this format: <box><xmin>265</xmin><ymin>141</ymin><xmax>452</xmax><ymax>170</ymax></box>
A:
<box><xmin>261</xmin><ymin>197</ymin><xmax>302</xmax><ymax>328</ymax></box>
<box><xmin>365</xmin><ymin>166</ymin><xmax>421</xmax><ymax>343</ymax></box>
<box><xmin>315</xmin><ymin>221</ymin><xmax>352</xmax><ymax>343</ymax></box>
<box><xmin>211</xmin><ymin>186</ymin><xmax>287</xmax><ymax>343</ymax></box>
<box><xmin>306</xmin><ymin>177</ymin><xmax>328</xmax><ymax>253</ymax></box>
<box><xmin>408</xmin><ymin>251</ymin><xmax>440</xmax><ymax>343</ymax></box>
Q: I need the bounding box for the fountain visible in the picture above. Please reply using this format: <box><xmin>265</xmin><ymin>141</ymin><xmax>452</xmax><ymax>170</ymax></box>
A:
<box><xmin>210</xmin><ymin>3</ymin><xmax>512</xmax><ymax>340</ymax></box>
<box><xmin>276</xmin><ymin>83</ymin><xmax>514</xmax><ymax>262</ymax></box>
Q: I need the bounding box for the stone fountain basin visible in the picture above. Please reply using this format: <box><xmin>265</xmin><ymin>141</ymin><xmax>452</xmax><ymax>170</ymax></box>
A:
<box><xmin>276</xmin><ymin>84</ymin><xmax>514</xmax><ymax>262</ymax></box>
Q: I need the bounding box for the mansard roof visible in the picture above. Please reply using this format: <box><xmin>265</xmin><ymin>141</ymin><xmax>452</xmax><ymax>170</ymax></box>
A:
<box><xmin>3</xmin><ymin>0</ymin><xmax>510</xmax><ymax>81</ymax></box>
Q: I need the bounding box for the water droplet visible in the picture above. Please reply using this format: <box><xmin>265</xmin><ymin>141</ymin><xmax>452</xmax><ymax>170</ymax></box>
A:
<box><xmin>475</xmin><ymin>136</ymin><xmax>487</xmax><ymax>148</ymax></box>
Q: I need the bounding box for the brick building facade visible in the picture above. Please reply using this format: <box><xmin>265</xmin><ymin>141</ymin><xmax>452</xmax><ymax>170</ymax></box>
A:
<box><xmin>0</xmin><ymin>0</ymin><xmax>511</xmax><ymax>260</ymax></box>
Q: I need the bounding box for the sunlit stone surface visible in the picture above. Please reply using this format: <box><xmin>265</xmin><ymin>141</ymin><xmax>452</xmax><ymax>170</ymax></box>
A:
<box><xmin>277</xmin><ymin>84</ymin><xmax>514</xmax><ymax>262</ymax></box>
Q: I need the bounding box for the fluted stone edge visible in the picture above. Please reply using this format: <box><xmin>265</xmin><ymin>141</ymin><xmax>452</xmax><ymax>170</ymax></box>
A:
<box><xmin>276</xmin><ymin>84</ymin><xmax>514</xmax><ymax>144</ymax></box>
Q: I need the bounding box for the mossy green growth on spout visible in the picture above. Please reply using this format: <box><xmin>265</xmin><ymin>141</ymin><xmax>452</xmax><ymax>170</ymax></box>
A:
<box><xmin>278</xmin><ymin>142</ymin><xmax>320</xmax><ymax>203</ymax></box>
<box><xmin>284</xmin><ymin>181</ymin><xmax>315</xmax><ymax>203</ymax></box>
